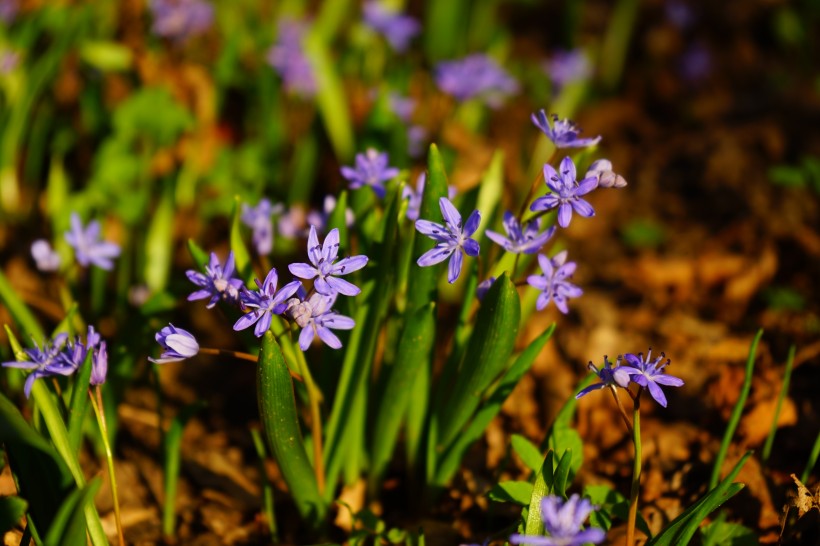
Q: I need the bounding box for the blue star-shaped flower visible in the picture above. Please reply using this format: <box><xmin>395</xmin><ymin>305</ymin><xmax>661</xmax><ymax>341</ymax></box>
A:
<box><xmin>486</xmin><ymin>211</ymin><xmax>556</xmax><ymax>254</ymax></box>
<box><xmin>415</xmin><ymin>197</ymin><xmax>481</xmax><ymax>284</ymax></box>
<box><xmin>531</xmin><ymin>110</ymin><xmax>602</xmax><ymax>148</ymax></box>
<box><xmin>530</xmin><ymin>156</ymin><xmax>598</xmax><ymax>228</ymax></box>
<box><xmin>288</xmin><ymin>226</ymin><xmax>369</xmax><ymax>296</ymax></box>
<box><xmin>234</xmin><ymin>268</ymin><xmax>302</xmax><ymax>337</ymax></box>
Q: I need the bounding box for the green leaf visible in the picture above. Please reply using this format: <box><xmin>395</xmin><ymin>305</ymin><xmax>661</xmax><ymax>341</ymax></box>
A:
<box><xmin>257</xmin><ymin>332</ymin><xmax>326</xmax><ymax>524</ymax></box>
<box><xmin>79</xmin><ymin>40</ymin><xmax>132</xmax><ymax>72</ymax></box>
<box><xmin>523</xmin><ymin>451</ymin><xmax>555</xmax><ymax>537</ymax></box>
<box><xmin>0</xmin><ymin>269</ymin><xmax>46</xmax><ymax>342</ymax></box>
<box><xmin>369</xmin><ymin>303</ymin><xmax>436</xmax><ymax>492</ymax></box>
<box><xmin>44</xmin><ymin>478</ymin><xmax>102</xmax><ymax>546</ymax></box>
<box><xmin>67</xmin><ymin>350</ymin><xmax>94</xmax><ymax>454</ymax></box>
<box><xmin>163</xmin><ymin>400</ymin><xmax>206</xmax><ymax>537</ymax></box>
<box><xmin>230</xmin><ymin>196</ymin><xmax>254</xmax><ymax>283</ymax></box>
<box><xmin>511</xmin><ymin>434</ymin><xmax>543</xmax><ymax>474</ymax></box>
<box><xmin>327</xmin><ymin>190</ymin><xmax>350</xmax><ymax>250</ymax></box>
<box><xmin>186</xmin><ymin>239</ymin><xmax>209</xmax><ymax>272</ymax></box>
<box><xmin>488</xmin><ymin>481</ymin><xmax>534</xmax><ymax>506</ymax></box>
<box><xmin>0</xmin><ymin>496</ymin><xmax>27</xmax><ymax>534</ymax></box>
<box><xmin>553</xmin><ymin>449</ymin><xmax>573</xmax><ymax>497</ymax></box>
<box><xmin>701</xmin><ymin>518</ymin><xmax>758</xmax><ymax>546</ymax></box>
<box><xmin>649</xmin><ymin>451</ymin><xmax>751</xmax><ymax>546</ymax></box>
<box><xmin>436</xmin><ymin>273</ymin><xmax>520</xmax><ymax>454</ymax></box>
<box><xmin>144</xmin><ymin>181</ymin><xmax>175</xmax><ymax>293</ymax></box>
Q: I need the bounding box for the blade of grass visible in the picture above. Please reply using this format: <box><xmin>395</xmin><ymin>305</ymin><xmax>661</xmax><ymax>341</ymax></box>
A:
<box><xmin>710</xmin><ymin>330</ymin><xmax>762</xmax><ymax>489</ymax></box>
<box><xmin>762</xmin><ymin>344</ymin><xmax>795</xmax><ymax>463</ymax></box>
<box><xmin>251</xmin><ymin>428</ymin><xmax>278</xmax><ymax>542</ymax></box>
<box><xmin>162</xmin><ymin>401</ymin><xmax>206</xmax><ymax>539</ymax></box>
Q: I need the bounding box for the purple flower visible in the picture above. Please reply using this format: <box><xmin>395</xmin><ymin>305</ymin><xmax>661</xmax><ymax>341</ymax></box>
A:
<box><xmin>679</xmin><ymin>42</ymin><xmax>711</xmax><ymax>84</ymax></box>
<box><xmin>363</xmin><ymin>1</ymin><xmax>420</xmax><ymax>52</ymax></box>
<box><xmin>234</xmin><ymin>268</ymin><xmax>302</xmax><ymax>337</ymax></box>
<box><xmin>389</xmin><ymin>92</ymin><xmax>416</xmax><ymax>123</ymax></box>
<box><xmin>407</xmin><ymin>124</ymin><xmax>428</xmax><ymax>158</ymax></box>
<box><xmin>0</xmin><ymin>0</ymin><xmax>18</xmax><ymax>24</ymax></box>
<box><xmin>476</xmin><ymin>277</ymin><xmax>496</xmax><ymax>301</ymax></box>
<box><xmin>510</xmin><ymin>494</ymin><xmax>605</xmax><ymax>546</ymax></box>
<box><xmin>531</xmin><ymin>111</ymin><xmax>602</xmax><ymax>148</ymax></box>
<box><xmin>287</xmin><ymin>293</ymin><xmax>355</xmax><ymax>351</ymax></box>
<box><xmin>618</xmin><ymin>349</ymin><xmax>684</xmax><ymax>407</ymax></box>
<box><xmin>576</xmin><ymin>355</ymin><xmax>632</xmax><ymax>399</ymax></box>
<box><xmin>267</xmin><ymin>19</ymin><xmax>316</xmax><ymax>97</ymax></box>
<box><xmin>288</xmin><ymin>226</ymin><xmax>369</xmax><ymax>296</ymax></box>
<box><xmin>2</xmin><ymin>334</ymin><xmax>73</xmax><ymax>398</ymax></box>
<box><xmin>0</xmin><ymin>49</ymin><xmax>20</xmax><ymax>75</ymax></box>
<box><xmin>64</xmin><ymin>213</ymin><xmax>121</xmax><ymax>270</ymax></box>
<box><xmin>530</xmin><ymin>157</ymin><xmax>598</xmax><ymax>228</ymax></box>
<box><xmin>341</xmin><ymin>148</ymin><xmax>400</xmax><ymax>199</ymax></box>
<box><xmin>278</xmin><ymin>205</ymin><xmax>308</xmax><ymax>239</ymax></box>
<box><xmin>149</xmin><ymin>0</ymin><xmax>214</xmax><ymax>42</ymax></box>
<box><xmin>31</xmin><ymin>239</ymin><xmax>61</xmax><ymax>272</ymax></box>
<box><xmin>435</xmin><ymin>54</ymin><xmax>518</xmax><ymax>107</ymax></box>
<box><xmin>527</xmin><ymin>250</ymin><xmax>583</xmax><ymax>314</ymax></box>
<box><xmin>149</xmin><ymin>324</ymin><xmax>199</xmax><ymax>364</ymax></box>
<box><xmin>402</xmin><ymin>173</ymin><xmax>457</xmax><ymax>221</ymax></box>
<box><xmin>665</xmin><ymin>0</ymin><xmax>694</xmax><ymax>29</ymax></box>
<box><xmin>486</xmin><ymin>211</ymin><xmax>556</xmax><ymax>254</ymax></box>
<box><xmin>186</xmin><ymin>251</ymin><xmax>245</xmax><ymax>308</ymax></box>
<box><xmin>90</xmin><ymin>341</ymin><xmax>108</xmax><ymax>386</ymax></box>
<box><xmin>585</xmin><ymin>159</ymin><xmax>627</xmax><ymax>189</ymax></box>
<box><xmin>306</xmin><ymin>195</ymin><xmax>355</xmax><ymax>234</ymax></box>
<box><xmin>415</xmin><ymin>197</ymin><xmax>480</xmax><ymax>284</ymax></box>
<box><xmin>544</xmin><ymin>49</ymin><xmax>591</xmax><ymax>89</ymax></box>
<box><xmin>241</xmin><ymin>198</ymin><xmax>284</xmax><ymax>255</ymax></box>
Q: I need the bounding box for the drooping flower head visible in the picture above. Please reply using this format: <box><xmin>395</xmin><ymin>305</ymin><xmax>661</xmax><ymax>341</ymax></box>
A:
<box><xmin>530</xmin><ymin>156</ymin><xmax>598</xmax><ymax>228</ymax></box>
<box><xmin>186</xmin><ymin>251</ymin><xmax>245</xmax><ymax>308</ymax></box>
<box><xmin>415</xmin><ymin>197</ymin><xmax>481</xmax><ymax>284</ymax></box>
<box><xmin>149</xmin><ymin>324</ymin><xmax>199</xmax><ymax>364</ymax></box>
<box><xmin>362</xmin><ymin>1</ymin><xmax>420</xmax><ymax>52</ymax></box>
<box><xmin>31</xmin><ymin>239</ymin><xmax>61</xmax><ymax>272</ymax></box>
<box><xmin>576</xmin><ymin>355</ymin><xmax>632</xmax><ymax>399</ymax></box>
<box><xmin>234</xmin><ymin>268</ymin><xmax>302</xmax><ymax>338</ymax></box>
<box><xmin>585</xmin><ymin>159</ymin><xmax>627</xmax><ymax>189</ymax></box>
<box><xmin>618</xmin><ymin>349</ymin><xmax>684</xmax><ymax>407</ymax></box>
<box><xmin>288</xmin><ymin>226</ymin><xmax>369</xmax><ymax>296</ymax></box>
<box><xmin>149</xmin><ymin>0</ymin><xmax>214</xmax><ymax>42</ymax></box>
<box><xmin>527</xmin><ymin>250</ymin><xmax>583</xmax><ymax>314</ymax></box>
<box><xmin>531</xmin><ymin>111</ymin><xmax>602</xmax><ymax>148</ymax></box>
<box><xmin>341</xmin><ymin>148</ymin><xmax>400</xmax><ymax>199</ymax></box>
<box><xmin>544</xmin><ymin>49</ymin><xmax>591</xmax><ymax>90</ymax></box>
<box><xmin>2</xmin><ymin>334</ymin><xmax>72</xmax><ymax>398</ymax></box>
<box><xmin>486</xmin><ymin>211</ymin><xmax>556</xmax><ymax>255</ymax></box>
<box><xmin>267</xmin><ymin>19</ymin><xmax>316</xmax><ymax>97</ymax></box>
<box><xmin>287</xmin><ymin>293</ymin><xmax>356</xmax><ymax>351</ymax></box>
<box><xmin>64</xmin><ymin>213</ymin><xmax>121</xmax><ymax>271</ymax></box>
<box><xmin>435</xmin><ymin>54</ymin><xmax>519</xmax><ymax>107</ymax></box>
<box><xmin>241</xmin><ymin>198</ymin><xmax>284</xmax><ymax>255</ymax></box>
<box><xmin>510</xmin><ymin>494</ymin><xmax>605</xmax><ymax>546</ymax></box>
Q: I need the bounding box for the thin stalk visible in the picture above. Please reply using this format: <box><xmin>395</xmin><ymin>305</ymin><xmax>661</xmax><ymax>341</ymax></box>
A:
<box><xmin>626</xmin><ymin>389</ymin><xmax>642</xmax><ymax>546</ymax></box>
<box><xmin>762</xmin><ymin>345</ymin><xmax>795</xmax><ymax>463</ymax></box>
<box><xmin>198</xmin><ymin>347</ymin><xmax>303</xmax><ymax>382</ymax></box>
<box><xmin>609</xmin><ymin>386</ymin><xmax>633</xmax><ymax>434</ymax></box>
<box><xmin>89</xmin><ymin>386</ymin><xmax>125</xmax><ymax>546</ymax></box>
<box><xmin>516</xmin><ymin>150</ymin><xmax>557</xmax><ymax>222</ymax></box>
<box><xmin>288</xmin><ymin>329</ymin><xmax>326</xmax><ymax>494</ymax></box>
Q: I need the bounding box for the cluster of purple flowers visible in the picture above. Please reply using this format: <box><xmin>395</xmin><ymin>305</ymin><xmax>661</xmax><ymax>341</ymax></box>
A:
<box><xmin>267</xmin><ymin>19</ymin><xmax>316</xmax><ymax>97</ymax></box>
<box><xmin>149</xmin><ymin>0</ymin><xmax>214</xmax><ymax>42</ymax></box>
<box><xmin>30</xmin><ymin>213</ymin><xmax>121</xmax><ymax>273</ymax></box>
<box><xmin>341</xmin><ymin>148</ymin><xmax>400</xmax><ymax>199</ymax></box>
<box><xmin>362</xmin><ymin>1</ymin><xmax>420</xmax><ymax>53</ymax></box>
<box><xmin>2</xmin><ymin>327</ymin><xmax>108</xmax><ymax>398</ymax></box>
<box><xmin>435</xmin><ymin>54</ymin><xmax>519</xmax><ymax>107</ymax></box>
<box><xmin>577</xmin><ymin>349</ymin><xmax>684</xmax><ymax>407</ymax></box>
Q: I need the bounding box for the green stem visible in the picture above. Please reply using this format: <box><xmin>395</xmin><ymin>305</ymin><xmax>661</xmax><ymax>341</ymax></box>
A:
<box><xmin>89</xmin><ymin>386</ymin><xmax>125</xmax><ymax>546</ymax></box>
<box><xmin>289</xmin><ymin>330</ymin><xmax>326</xmax><ymax>495</ymax></box>
<box><xmin>626</xmin><ymin>389</ymin><xmax>641</xmax><ymax>546</ymax></box>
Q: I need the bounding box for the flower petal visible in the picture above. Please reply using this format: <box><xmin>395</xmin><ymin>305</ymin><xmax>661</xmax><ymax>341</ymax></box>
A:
<box><xmin>289</xmin><ymin>262</ymin><xmax>318</xmax><ymax>280</ymax></box>
<box><xmin>323</xmin><ymin>228</ymin><xmax>340</xmax><ymax>263</ymax></box>
<box><xmin>299</xmin><ymin>325</ymin><xmax>315</xmax><ymax>350</ymax></box>
<box><xmin>447</xmin><ymin>249</ymin><xmax>463</xmax><ymax>283</ymax></box>
<box><xmin>439</xmin><ymin>197</ymin><xmax>462</xmax><ymax>231</ymax></box>
<box><xmin>417</xmin><ymin>245</ymin><xmax>453</xmax><ymax>267</ymax></box>
<box><xmin>332</xmin><ymin>255</ymin><xmax>368</xmax><ymax>275</ymax></box>
<box><xmin>316</xmin><ymin>326</ymin><xmax>342</xmax><ymax>349</ymax></box>
<box><xmin>326</xmin><ymin>275</ymin><xmax>361</xmax><ymax>296</ymax></box>
<box><xmin>463</xmin><ymin>210</ymin><xmax>481</xmax><ymax>236</ymax></box>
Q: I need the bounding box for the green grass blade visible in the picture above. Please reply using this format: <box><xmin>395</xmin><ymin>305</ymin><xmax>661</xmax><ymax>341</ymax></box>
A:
<box><xmin>257</xmin><ymin>332</ymin><xmax>325</xmax><ymax>524</ymax></box>
<box><xmin>251</xmin><ymin>428</ymin><xmax>278</xmax><ymax>542</ymax></box>
<box><xmin>801</xmin><ymin>428</ymin><xmax>820</xmax><ymax>484</ymax></box>
<box><xmin>552</xmin><ymin>449</ymin><xmax>573</xmax><ymax>498</ymax></box>
<box><xmin>763</xmin><ymin>344</ymin><xmax>795</xmax><ymax>463</ymax></box>
<box><xmin>523</xmin><ymin>451</ymin><xmax>555</xmax><ymax>537</ymax></box>
<box><xmin>435</xmin><ymin>273</ymin><xmax>520</xmax><ymax>454</ymax></box>
<box><xmin>0</xmin><ymin>496</ymin><xmax>27</xmax><ymax>535</ymax></box>
<box><xmin>710</xmin><ymin>330</ymin><xmax>762</xmax><ymax>489</ymax></box>
<box><xmin>511</xmin><ymin>434</ymin><xmax>544</xmax><ymax>475</ymax></box>
<box><xmin>0</xmin><ymin>269</ymin><xmax>46</xmax><ymax>342</ymax></box>
<box><xmin>43</xmin><ymin>478</ymin><xmax>101</xmax><ymax>546</ymax></box>
<box><xmin>144</xmin><ymin>180</ymin><xmax>175</xmax><ymax>293</ymax></box>
<box><xmin>230</xmin><ymin>195</ymin><xmax>254</xmax><ymax>283</ymax></box>
<box><xmin>186</xmin><ymin>238</ymin><xmax>209</xmax><ymax>271</ymax></box>
<box><xmin>163</xmin><ymin>401</ymin><xmax>206</xmax><ymax>538</ymax></box>
<box><xmin>369</xmin><ymin>303</ymin><xmax>436</xmax><ymax>493</ymax></box>
<box><xmin>67</xmin><ymin>351</ymin><xmax>94</xmax><ymax>454</ymax></box>
<box><xmin>649</xmin><ymin>451</ymin><xmax>752</xmax><ymax>546</ymax></box>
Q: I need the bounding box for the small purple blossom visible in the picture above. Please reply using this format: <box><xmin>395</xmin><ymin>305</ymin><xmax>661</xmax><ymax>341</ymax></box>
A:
<box><xmin>149</xmin><ymin>324</ymin><xmax>199</xmax><ymax>364</ymax></box>
<box><xmin>278</xmin><ymin>205</ymin><xmax>308</xmax><ymax>239</ymax></box>
<box><xmin>510</xmin><ymin>494</ymin><xmax>605</xmax><ymax>546</ymax></box>
<box><xmin>530</xmin><ymin>156</ymin><xmax>598</xmax><ymax>228</ymax></box>
<box><xmin>0</xmin><ymin>49</ymin><xmax>20</xmax><ymax>75</ymax></box>
<box><xmin>149</xmin><ymin>0</ymin><xmax>214</xmax><ymax>42</ymax></box>
<box><xmin>31</xmin><ymin>239</ymin><xmax>61</xmax><ymax>272</ymax></box>
<box><xmin>665</xmin><ymin>0</ymin><xmax>694</xmax><ymax>29</ymax></box>
<box><xmin>2</xmin><ymin>334</ymin><xmax>73</xmax><ymax>398</ymax></box>
<box><xmin>402</xmin><ymin>173</ymin><xmax>457</xmax><ymax>221</ymax></box>
<box><xmin>486</xmin><ymin>211</ymin><xmax>556</xmax><ymax>254</ymax></box>
<box><xmin>186</xmin><ymin>251</ymin><xmax>245</xmax><ymax>308</ymax></box>
<box><xmin>576</xmin><ymin>355</ymin><xmax>632</xmax><ymax>399</ymax></box>
<box><xmin>90</xmin><ymin>342</ymin><xmax>108</xmax><ymax>386</ymax></box>
<box><xmin>289</xmin><ymin>226</ymin><xmax>368</xmax><ymax>296</ymax></box>
<box><xmin>267</xmin><ymin>19</ymin><xmax>316</xmax><ymax>97</ymax></box>
<box><xmin>415</xmin><ymin>197</ymin><xmax>480</xmax><ymax>284</ymax></box>
<box><xmin>287</xmin><ymin>293</ymin><xmax>355</xmax><ymax>351</ymax></box>
<box><xmin>362</xmin><ymin>1</ymin><xmax>420</xmax><ymax>53</ymax></box>
<box><xmin>241</xmin><ymin>198</ymin><xmax>284</xmax><ymax>255</ymax></box>
<box><xmin>679</xmin><ymin>42</ymin><xmax>711</xmax><ymax>84</ymax></box>
<box><xmin>435</xmin><ymin>54</ymin><xmax>519</xmax><ymax>107</ymax></box>
<box><xmin>527</xmin><ymin>250</ymin><xmax>583</xmax><ymax>314</ymax></box>
<box><xmin>476</xmin><ymin>277</ymin><xmax>496</xmax><ymax>301</ymax></box>
<box><xmin>619</xmin><ymin>349</ymin><xmax>684</xmax><ymax>407</ymax></box>
<box><xmin>407</xmin><ymin>124</ymin><xmax>428</xmax><ymax>158</ymax></box>
<box><xmin>0</xmin><ymin>0</ymin><xmax>18</xmax><ymax>24</ymax></box>
<box><xmin>389</xmin><ymin>92</ymin><xmax>416</xmax><ymax>123</ymax></box>
<box><xmin>341</xmin><ymin>148</ymin><xmax>400</xmax><ymax>199</ymax></box>
<box><xmin>531</xmin><ymin>111</ymin><xmax>602</xmax><ymax>149</ymax></box>
<box><xmin>585</xmin><ymin>159</ymin><xmax>627</xmax><ymax>189</ymax></box>
<box><xmin>544</xmin><ymin>49</ymin><xmax>591</xmax><ymax>89</ymax></box>
<box><xmin>64</xmin><ymin>213</ymin><xmax>121</xmax><ymax>270</ymax></box>
<box><xmin>234</xmin><ymin>268</ymin><xmax>302</xmax><ymax>338</ymax></box>
<box><xmin>306</xmin><ymin>195</ymin><xmax>355</xmax><ymax>234</ymax></box>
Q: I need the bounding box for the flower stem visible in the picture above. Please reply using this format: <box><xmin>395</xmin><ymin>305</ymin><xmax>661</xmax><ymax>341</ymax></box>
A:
<box><xmin>89</xmin><ymin>386</ymin><xmax>125</xmax><ymax>546</ymax></box>
<box><xmin>288</xmin><ymin>331</ymin><xmax>326</xmax><ymax>494</ymax></box>
<box><xmin>609</xmin><ymin>386</ymin><xmax>633</xmax><ymax>434</ymax></box>
<box><xmin>626</xmin><ymin>389</ymin><xmax>642</xmax><ymax>546</ymax></box>
<box><xmin>516</xmin><ymin>150</ymin><xmax>557</xmax><ymax>222</ymax></box>
<box><xmin>198</xmin><ymin>347</ymin><xmax>303</xmax><ymax>382</ymax></box>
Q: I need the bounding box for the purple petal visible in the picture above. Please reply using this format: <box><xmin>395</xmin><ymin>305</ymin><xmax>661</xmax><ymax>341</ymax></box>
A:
<box><xmin>234</xmin><ymin>311</ymin><xmax>261</xmax><ymax>331</ymax></box>
<box><xmin>571</xmin><ymin>198</ymin><xmax>595</xmax><ymax>218</ymax></box>
<box><xmin>646</xmin><ymin>381</ymin><xmax>668</xmax><ymax>407</ymax></box>
<box><xmin>326</xmin><ymin>276</ymin><xmax>361</xmax><ymax>296</ymax></box>
<box><xmin>463</xmin><ymin>238</ymin><xmax>480</xmax><ymax>257</ymax></box>
<box><xmin>415</xmin><ymin>219</ymin><xmax>450</xmax><ymax>241</ymax></box>
<box><xmin>323</xmin><ymin>228</ymin><xmax>340</xmax><ymax>263</ymax></box>
<box><xmin>557</xmin><ymin>202</ymin><xmax>573</xmax><ymax>227</ymax></box>
<box><xmin>187</xmin><ymin>289</ymin><xmax>212</xmax><ymax>301</ymax></box>
<box><xmin>535</xmin><ymin>292</ymin><xmax>552</xmax><ymax>311</ymax></box>
<box><xmin>322</xmin><ymin>314</ymin><xmax>355</xmax><ymax>329</ymax></box>
<box><xmin>576</xmin><ymin>175</ymin><xmax>599</xmax><ymax>195</ymax></box>
<box><xmin>316</xmin><ymin>326</ymin><xmax>342</xmax><ymax>349</ymax></box>
<box><xmin>576</xmin><ymin>382</ymin><xmax>608</xmax><ymax>399</ymax></box>
<box><xmin>485</xmin><ymin>230</ymin><xmax>514</xmax><ymax>251</ymax></box>
<box><xmin>530</xmin><ymin>195</ymin><xmax>559</xmax><ymax>212</ymax></box>
<box><xmin>254</xmin><ymin>312</ymin><xmax>273</xmax><ymax>338</ymax></box>
<box><xmin>439</xmin><ymin>197</ymin><xmax>462</xmax><ymax>230</ymax></box>
<box><xmin>307</xmin><ymin>225</ymin><xmax>321</xmax><ymax>266</ymax></box>
<box><xmin>332</xmin><ymin>255</ymin><xmax>368</xmax><ymax>275</ymax></box>
<box><xmin>289</xmin><ymin>262</ymin><xmax>318</xmax><ymax>280</ymax></box>
<box><xmin>527</xmin><ymin>274</ymin><xmax>548</xmax><ymax>290</ymax></box>
<box><xmin>299</xmin><ymin>325</ymin><xmax>314</xmax><ymax>350</ymax></box>
<box><xmin>653</xmin><ymin>374</ymin><xmax>684</xmax><ymax>387</ymax></box>
<box><xmin>463</xmin><ymin>210</ymin><xmax>481</xmax><ymax>236</ymax></box>
<box><xmin>417</xmin><ymin>245</ymin><xmax>454</xmax><ymax>267</ymax></box>
<box><xmin>447</xmin><ymin>250</ymin><xmax>463</xmax><ymax>283</ymax></box>
<box><xmin>314</xmin><ymin>276</ymin><xmax>334</xmax><ymax>296</ymax></box>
